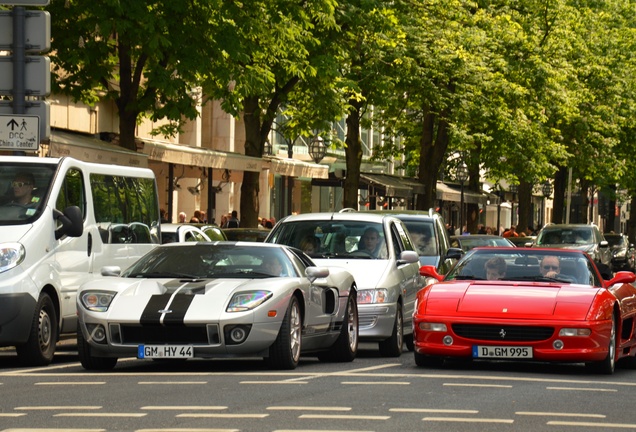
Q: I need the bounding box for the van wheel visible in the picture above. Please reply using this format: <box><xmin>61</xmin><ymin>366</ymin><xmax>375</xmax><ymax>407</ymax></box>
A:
<box><xmin>16</xmin><ymin>293</ymin><xmax>58</xmax><ymax>366</ymax></box>
<box><xmin>379</xmin><ymin>304</ymin><xmax>403</xmax><ymax>357</ymax></box>
<box><xmin>77</xmin><ymin>327</ymin><xmax>118</xmax><ymax>371</ymax></box>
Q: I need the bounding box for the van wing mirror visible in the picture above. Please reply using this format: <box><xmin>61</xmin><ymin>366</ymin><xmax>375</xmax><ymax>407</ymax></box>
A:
<box><xmin>54</xmin><ymin>206</ymin><xmax>84</xmax><ymax>240</ymax></box>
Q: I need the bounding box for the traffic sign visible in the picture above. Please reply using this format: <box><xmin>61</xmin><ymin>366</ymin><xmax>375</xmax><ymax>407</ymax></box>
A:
<box><xmin>0</xmin><ymin>55</ymin><xmax>50</xmax><ymax>96</ymax></box>
<box><xmin>0</xmin><ymin>11</ymin><xmax>51</xmax><ymax>52</ymax></box>
<box><xmin>0</xmin><ymin>114</ymin><xmax>40</xmax><ymax>150</ymax></box>
<box><xmin>0</xmin><ymin>1</ymin><xmax>50</xmax><ymax>5</ymax></box>
<box><xmin>0</xmin><ymin>99</ymin><xmax>49</xmax><ymax>141</ymax></box>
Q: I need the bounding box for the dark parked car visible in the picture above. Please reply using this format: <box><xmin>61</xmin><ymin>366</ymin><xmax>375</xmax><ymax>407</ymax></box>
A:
<box><xmin>507</xmin><ymin>236</ymin><xmax>536</xmax><ymax>247</ymax></box>
<box><xmin>223</xmin><ymin>228</ymin><xmax>269</xmax><ymax>242</ymax></box>
<box><xmin>604</xmin><ymin>233</ymin><xmax>635</xmax><ymax>272</ymax></box>
<box><xmin>533</xmin><ymin>224</ymin><xmax>611</xmax><ymax>267</ymax></box>
<box><xmin>450</xmin><ymin>234</ymin><xmax>515</xmax><ymax>251</ymax></box>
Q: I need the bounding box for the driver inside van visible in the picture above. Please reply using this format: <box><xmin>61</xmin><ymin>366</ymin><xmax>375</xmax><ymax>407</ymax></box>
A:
<box><xmin>4</xmin><ymin>172</ymin><xmax>39</xmax><ymax>208</ymax></box>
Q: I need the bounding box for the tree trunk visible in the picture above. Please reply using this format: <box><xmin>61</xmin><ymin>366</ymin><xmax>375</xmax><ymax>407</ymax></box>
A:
<box><xmin>552</xmin><ymin>167</ymin><xmax>568</xmax><ymax>224</ymax></box>
<box><xmin>240</xmin><ymin>96</ymin><xmax>263</xmax><ymax>228</ymax></box>
<box><xmin>343</xmin><ymin>101</ymin><xmax>363</xmax><ymax>209</ymax></box>
<box><xmin>416</xmin><ymin>111</ymin><xmax>447</xmax><ymax>210</ymax></box>
<box><xmin>517</xmin><ymin>180</ymin><xmax>533</xmax><ymax>235</ymax></box>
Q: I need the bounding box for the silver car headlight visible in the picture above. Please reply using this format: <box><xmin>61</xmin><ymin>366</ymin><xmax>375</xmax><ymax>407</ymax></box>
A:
<box><xmin>614</xmin><ymin>249</ymin><xmax>626</xmax><ymax>258</ymax></box>
<box><xmin>357</xmin><ymin>289</ymin><xmax>391</xmax><ymax>304</ymax></box>
<box><xmin>227</xmin><ymin>290</ymin><xmax>273</xmax><ymax>312</ymax></box>
<box><xmin>0</xmin><ymin>242</ymin><xmax>25</xmax><ymax>274</ymax></box>
<box><xmin>80</xmin><ymin>291</ymin><xmax>116</xmax><ymax>312</ymax></box>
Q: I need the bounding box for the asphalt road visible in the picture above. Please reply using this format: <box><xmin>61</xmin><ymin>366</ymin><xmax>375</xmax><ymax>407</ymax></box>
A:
<box><xmin>1</xmin><ymin>341</ymin><xmax>636</xmax><ymax>432</ymax></box>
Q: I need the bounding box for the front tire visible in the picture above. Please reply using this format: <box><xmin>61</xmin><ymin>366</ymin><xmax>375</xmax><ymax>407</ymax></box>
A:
<box><xmin>16</xmin><ymin>293</ymin><xmax>58</xmax><ymax>366</ymax></box>
<box><xmin>587</xmin><ymin>314</ymin><xmax>616</xmax><ymax>374</ymax></box>
<box><xmin>318</xmin><ymin>293</ymin><xmax>358</xmax><ymax>362</ymax></box>
<box><xmin>77</xmin><ymin>326</ymin><xmax>118</xmax><ymax>371</ymax></box>
<box><xmin>267</xmin><ymin>296</ymin><xmax>302</xmax><ymax>370</ymax></box>
<box><xmin>379</xmin><ymin>303</ymin><xmax>403</xmax><ymax>357</ymax></box>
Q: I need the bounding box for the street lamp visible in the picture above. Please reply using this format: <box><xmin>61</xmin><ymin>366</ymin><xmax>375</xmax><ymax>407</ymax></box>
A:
<box><xmin>509</xmin><ymin>183</ymin><xmax>518</xmax><ymax>227</ymax></box>
<box><xmin>263</xmin><ymin>139</ymin><xmax>272</xmax><ymax>156</ymax></box>
<box><xmin>541</xmin><ymin>180</ymin><xmax>553</xmax><ymax>227</ymax></box>
<box><xmin>308</xmin><ymin>136</ymin><xmax>326</xmax><ymax>164</ymax></box>
<box><xmin>456</xmin><ymin>162</ymin><xmax>469</xmax><ymax>234</ymax></box>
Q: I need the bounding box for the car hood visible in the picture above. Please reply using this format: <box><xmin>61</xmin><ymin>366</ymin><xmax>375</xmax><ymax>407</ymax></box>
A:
<box><xmin>0</xmin><ymin>225</ymin><xmax>32</xmax><ymax>242</ymax></box>
<box><xmin>539</xmin><ymin>243</ymin><xmax>595</xmax><ymax>253</ymax></box>
<box><xmin>83</xmin><ymin>277</ymin><xmax>276</xmax><ymax>322</ymax></box>
<box><xmin>311</xmin><ymin>258</ymin><xmax>389</xmax><ymax>289</ymax></box>
<box><xmin>424</xmin><ymin>282</ymin><xmax>598</xmax><ymax>320</ymax></box>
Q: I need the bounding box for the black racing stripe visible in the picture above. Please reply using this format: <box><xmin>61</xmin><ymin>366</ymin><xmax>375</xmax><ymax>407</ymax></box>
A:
<box><xmin>140</xmin><ymin>294</ymin><xmax>171</xmax><ymax>324</ymax></box>
<box><xmin>163</xmin><ymin>294</ymin><xmax>195</xmax><ymax>325</ymax></box>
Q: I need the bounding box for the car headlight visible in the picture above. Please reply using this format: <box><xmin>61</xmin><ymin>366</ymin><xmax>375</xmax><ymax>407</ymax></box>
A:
<box><xmin>357</xmin><ymin>289</ymin><xmax>390</xmax><ymax>304</ymax></box>
<box><xmin>0</xmin><ymin>243</ymin><xmax>25</xmax><ymax>274</ymax></box>
<box><xmin>80</xmin><ymin>291</ymin><xmax>116</xmax><ymax>312</ymax></box>
<box><xmin>614</xmin><ymin>249</ymin><xmax>626</xmax><ymax>258</ymax></box>
<box><xmin>227</xmin><ymin>290</ymin><xmax>273</xmax><ymax>312</ymax></box>
<box><xmin>559</xmin><ymin>328</ymin><xmax>592</xmax><ymax>337</ymax></box>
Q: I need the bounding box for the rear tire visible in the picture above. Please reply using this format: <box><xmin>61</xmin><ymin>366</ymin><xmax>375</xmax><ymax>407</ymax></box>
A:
<box><xmin>318</xmin><ymin>293</ymin><xmax>358</xmax><ymax>362</ymax></box>
<box><xmin>77</xmin><ymin>326</ymin><xmax>118</xmax><ymax>371</ymax></box>
<box><xmin>379</xmin><ymin>303</ymin><xmax>403</xmax><ymax>357</ymax></box>
<box><xmin>267</xmin><ymin>296</ymin><xmax>302</xmax><ymax>370</ymax></box>
<box><xmin>16</xmin><ymin>293</ymin><xmax>58</xmax><ymax>366</ymax></box>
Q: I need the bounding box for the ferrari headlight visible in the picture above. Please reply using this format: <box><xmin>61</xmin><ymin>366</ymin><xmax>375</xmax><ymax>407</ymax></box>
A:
<box><xmin>0</xmin><ymin>242</ymin><xmax>25</xmax><ymax>274</ymax></box>
<box><xmin>419</xmin><ymin>322</ymin><xmax>447</xmax><ymax>332</ymax></box>
<box><xmin>227</xmin><ymin>290</ymin><xmax>273</xmax><ymax>312</ymax></box>
<box><xmin>357</xmin><ymin>289</ymin><xmax>390</xmax><ymax>304</ymax></box>
<box><xmin>80</xmin><ymin>291</ymin><xmax>116</xmax><ymax>312</ymax></box>
<box><xmin>559</xmin><ymin>328</ymin><xmax>592</xmax><ymax>337</ymax></box>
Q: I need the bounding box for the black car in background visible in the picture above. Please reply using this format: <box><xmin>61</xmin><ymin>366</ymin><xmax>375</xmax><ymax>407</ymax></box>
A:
<box><xmin>604</xmin><ymin>233</ymin><xmax>635</xmax><ymax>272</ymax></box>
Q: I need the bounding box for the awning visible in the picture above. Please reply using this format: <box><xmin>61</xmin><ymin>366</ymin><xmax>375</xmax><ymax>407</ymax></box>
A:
<box><xmin>266</xmin><ymin>157</ymin><xmax>328</xmax><ymax>179</ymax></box>
<box><xmin>436</xmin><ymin>182</ymin><xmax>487</xmax><ymax>205</ymax></box>
<box><xmin>360</xmin><ymin>173</ymin><xmax>416</xmax><ymax>197</ymax></box>
<box><xmin>47</xmin><ymin>130</ymin><xmax>148</xmax><ymax>167</ymax></box>
<box><xmin>141</xmin><ymin>139</ymin><xmax>262</xmax><ymax>172</ymax></box>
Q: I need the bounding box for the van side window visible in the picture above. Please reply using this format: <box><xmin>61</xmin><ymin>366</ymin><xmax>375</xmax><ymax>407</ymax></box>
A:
<box><xmin>56</xmin><ymin>168</ymin><xmax>86</xmax><ymax>218</ymax></box>
<box><xmin>91</xmin><ymin>174</ymin><xmax>159</xmax><ymax>244</ymax></box>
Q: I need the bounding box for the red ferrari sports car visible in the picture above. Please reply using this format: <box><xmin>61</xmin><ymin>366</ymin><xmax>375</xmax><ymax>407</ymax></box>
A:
<box><xmin>414</xmin><ymin>247</ymin><xmax>636</xmax><ymax>374</ymax></box>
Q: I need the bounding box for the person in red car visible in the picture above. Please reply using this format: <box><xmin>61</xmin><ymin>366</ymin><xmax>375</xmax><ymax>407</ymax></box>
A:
<box><xmin>540</xmin><ymin>255</ymin><xmax>561</xmax><ymax>278</ymax></box>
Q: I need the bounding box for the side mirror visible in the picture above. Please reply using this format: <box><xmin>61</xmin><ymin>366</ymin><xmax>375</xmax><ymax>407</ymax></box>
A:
<box><xmin>606</xmin><ymin>271</ymin><xmax>636</xmax><ymax>287</ymax></box>
<box><xmin>306</xmin><ymin>266</ymin><xmax>329</xmax><ymax>283</ymax></box>
<box><xmin>101</xmin><ymin>266</ymin><xmax>122</xmax><ymax>277</ymax></box>
<box><xmin>53</xmin><ymin>206</ymin><xmax>83</xmax><ymax>240</ymax></box>
<box><xmin>398</xmin><ymin>250</ymin><xmax>419</xmax><ymax>265</ymax></box>
<box><xmin>420</xmin><ymin>265</ymin><xmax>444</xmax><ymax>282</ymax></box>
<box><xmin>445</xmin><ymin>247</ymin><xmax>464</xmax><ymax>260</ymax></box>
<box><xmin>599</xmin><ymin>240</ymin><xmax>609</xmax><ymax>248</ymax></box>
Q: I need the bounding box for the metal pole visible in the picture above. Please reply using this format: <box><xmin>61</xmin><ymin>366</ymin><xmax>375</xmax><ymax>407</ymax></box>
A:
<box><xmin>460</xmin><ymin>182</ymin><xmax>465</xmax><ymax>234</ymax></box>
<box><xmin>496</xmin><ymin>193</ymin><xmax>501</xmax><ymax>235</ymax></box>
<box><xmin>566</xmin><ymin>167</ymin><xmax>573</xmax><ymax>224</ymax></box>
<box><xmin>13</xmin><ymin>7</ymin><xmax>26</xmax><ymax>156</ymax></box>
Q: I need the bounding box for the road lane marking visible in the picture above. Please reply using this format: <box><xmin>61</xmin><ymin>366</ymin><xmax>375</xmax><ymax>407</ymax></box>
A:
<box><xmin>390</xmin><ymin>408</ymin><xmax>479</xmax><ymax>414</ymax></box>
<box><xmin>34</xmin><ymin>382</ymin><xmax>105</xmax><ymax>385</ymax></box>
<box><xmin>176</xmin><ymin>413</ymin><xmax>269</xmax><ymax>418</ymax></box>
<box><xmin>274</xmin><ymin>363</ymin><xmax>403</xmax><ymax>384</ymax></box>
<box><xmin>443</xmin><ymin>383</ymin><xmax>512</xmax><ymax>388</ymax></box>
<box><xmin>138</xmin><ymin>381</ymin><xmax>207</xmax><ymax>385</ymax></box>
<box><xmin>0</xmin><ymin>413</ymin><xmax>26</xmax><ymax>417</ymax></box>
<box><xmin>298</xmin><ymin>414</ymin><xmax>390</xmax><ymax>420</ymax></box>
<box><xmin>240</xmin><ymin>381</ymin><xmax>307</xmax><ymax>384</ymax></box>
<box><xmin>548</xmin><ymin>421</ymin><xmax>636</xmax><ymax>428</ymax></box>
<box><xmin>516</xmin><ymin>411</ymin><xmax>606</xmax><ymax>418</ymax></box>
<box><xmin>0</xmin><ymin>429</ymin><xmax>105</xmax><ymax>431</ymax></box>
<box><xmin>14</xmin><ymin>406</ymin><xmax>102</xmax><ymax>410</ymax></box>
<box><xmin>54</xmin><ymin>413</ymin><xmax>147</xmax><ymax>417</ymax></box>
<box><xmin>423</xmin><ymin>417</ymin><xmax>513</xmax><ymax>423</ymax></box>
<box><xmin>341</xmin><ymin>381</ymin><xmax>409</xmax><ymax>385</ymax></box>
<box><xmin>547</xmin><ymin>387</ymin><xmax>617</xmax><ymax>392</ymax></box>
<box><xmin>141</xmin><ymin>406</ymin><xmax>228</xmax><ymax>410</ymax></box>
<box><xmin>267</xmin><ymin>406</ymin><xmax>352</xmax><ymax>411</ymax></box>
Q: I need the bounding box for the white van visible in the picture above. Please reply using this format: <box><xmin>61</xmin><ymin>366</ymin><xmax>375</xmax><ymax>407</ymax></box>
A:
<box><xmin>0</xmin><ymin>156</ymin><xmax>160</xmax><ymax>365</ymax></box>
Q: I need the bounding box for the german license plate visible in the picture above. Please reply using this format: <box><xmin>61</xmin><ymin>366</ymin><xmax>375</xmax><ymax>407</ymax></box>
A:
<box><xmin>138</xmin><ymin>345</ymin><xmax>193</xmax><ymax>359</ymax></box>
<box><xmin>472</xmin><ymin>346</ymin><xmax>532</xmax><ymax>359</ymax></box>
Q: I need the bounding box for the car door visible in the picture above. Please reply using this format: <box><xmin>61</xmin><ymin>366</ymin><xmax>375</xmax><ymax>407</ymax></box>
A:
<box><xmin>390</xmin><ymin>221</ymin><xmax>420</xmax><ymax>331</ymax></box>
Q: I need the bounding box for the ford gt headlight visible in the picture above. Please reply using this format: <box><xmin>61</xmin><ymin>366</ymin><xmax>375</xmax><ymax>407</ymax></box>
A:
<box><xmin>357</xmin><ymin>289</ymin><xmax>390</xmax><ymax>304</ymax></box>
<box><xmin>80</xmin><ymin>291</ymin><xmax>116</xmax><ymax>312</ymax></box>
<box><xmin>0</xmin><ymin>243</ymin><xmax>25</xmax><ymax>274</ymax></box>
<box><xmin>227</xmin><ymin>290</ymin><xmax>273</xmax><ymax>312</ymax></box>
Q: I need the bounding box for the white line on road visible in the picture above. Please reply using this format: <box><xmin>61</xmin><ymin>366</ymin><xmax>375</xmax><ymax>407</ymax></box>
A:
<box><xmin>240</xmin><ymin>381</ymin><xmax>308</xmax><ymax>384</ymax></box>
<box><xmin>548</xmin><ymin>420</ymin><xmax>636</xmax><ymax>428</ymax></box>
<box><xmin>14</xmin><ymin>406</ymin><xmax>102</xmax><ymax>410</ymax></box>
<box><xmin>298</xmin><ymin>414</ymin><xmax>390</xmax><ymax>420</ymax></box>
<box><xmin>0</xmin><ymin>413</ymin><xmax>26</xmax><ymax>417</ymax></box>
<box><xmin>267</xmin><ymin>406</ymin><xmax>352</xmax><ymax>411</ymax></box>
<box><xmin>341</xmin><ymin>381</ymin><xmax>409</xmax><ymax>385</ymax></box>
<box><xmin>547</xmin><ymin>386</ymin><xmax>617</xmax><ymax>392</ymax></box>
<box><xmin>176</xmin><ymin>413</ymin><xmax>269</xmax><ymax>418</ymax></box>
<box><xmin>140</xmin><ymin>406</ymin><xmax>228</xmax><ymax>410</ymax></box>
<box><xmin>423</xmin><ymin>417</ymin><xmax>514</xmax><ymax>423</ymax></box>
<box><xmin>516</xmin><ymin>411</ymin><xmax>606</xmax><ymax>418</ymax></box>
<box><xmin>34</xmin><ymin>382</ymin><xmax>105</xmax><ymax>385</ymax></box>
<box><xmin>53</xmin><ymin>413</ymin><xmax>147</xmax><ymax>417</ymax></box>
<box><xmin>443</xmin><ymin>383</ymin><xmax>513</xmax><ymax>388</ymax></box>
<box><xmin>138</xmin><ymin>381</ymin><xmax>207</xmax><ymax>385</ymax></box>
<box><xmin>390</xmin><ymin>408</ymin><xmax>479</xmax><ymax>414</ymax></box>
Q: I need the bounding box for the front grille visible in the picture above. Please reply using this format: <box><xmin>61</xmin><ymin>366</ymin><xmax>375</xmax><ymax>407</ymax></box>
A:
<box><xmin>119</xmin><ymin>324</ymin><xmax>212</xmax><ymax>344</ymax></box>
<box><xmin>452</xmin><ymin>324</ymin><xmax>554</xmax><ymax>341</ymax></box>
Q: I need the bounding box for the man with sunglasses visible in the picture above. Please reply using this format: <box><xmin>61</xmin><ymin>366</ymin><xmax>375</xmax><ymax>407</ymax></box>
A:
<box><xmin>540</xmin><ymin>255</ymin><xmax>561</xmax><ymax>278</ymax></box>
<box><xmin>7</xmin><ymin>173</ymin><xmax>38</xmax><ymax>208</ymax></box>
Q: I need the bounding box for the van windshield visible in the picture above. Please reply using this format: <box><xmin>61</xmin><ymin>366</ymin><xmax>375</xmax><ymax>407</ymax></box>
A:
<box><xmin>0</xmin><ymin>161</ymin><xmax>56</xmax><ymax>223</ymax></box>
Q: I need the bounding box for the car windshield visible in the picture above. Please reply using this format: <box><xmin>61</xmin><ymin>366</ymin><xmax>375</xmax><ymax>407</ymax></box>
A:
<box><xmin>267</xmin><ymin>220</ymin><xmax>388</xmax><ymax>259</ymax></box>
<box><xmin>0</xmin><ymin>161</ymin><xmax>56</xmax><ymax>224</ymax></box>
<box><xmin>402</xmin><ymin>220</ymin><xmax>437</xmax><ymax>256</ymax></box>
<box><xmin>452</xmin><ymin>236</ymin><xmax>514</xmax><ymax>251</ymax></box>
<box><xmin>605</xmin><ymin>235</ymin><xmax>625</xmax><ymax>247</ymax></box>
<box><xmin>536</xmin><ymin>228</ymin><xmax>594</xmax><ymax>245</ymax></box>
<box><xmin>445</xmin><ymin>248</ymin><xmax>601</xmax><ymax>286</ymax></box>
<box><xmin>121</xmin><ymin>244</ymin><xmax>299</xmax><ymax>279</ymax></box>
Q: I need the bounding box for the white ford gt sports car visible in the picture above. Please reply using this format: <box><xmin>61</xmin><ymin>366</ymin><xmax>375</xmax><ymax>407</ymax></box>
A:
<box><xmin>77</xmin><ymin>242</ymin><xmax>358</xmax><ymax>370</ymax></box>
